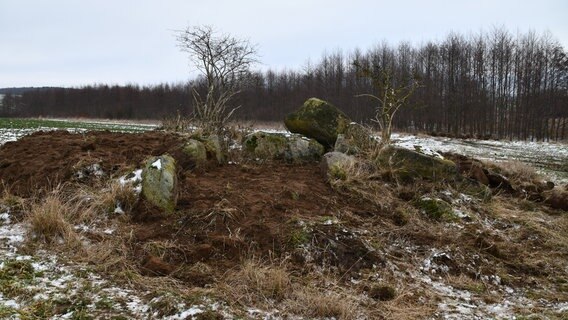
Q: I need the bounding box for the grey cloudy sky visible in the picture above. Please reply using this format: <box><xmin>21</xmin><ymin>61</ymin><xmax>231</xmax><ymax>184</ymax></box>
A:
<box><xmin>1</xmin><ymin>0</ymin><xmax>567</xmax><ymax>88</ymax></box>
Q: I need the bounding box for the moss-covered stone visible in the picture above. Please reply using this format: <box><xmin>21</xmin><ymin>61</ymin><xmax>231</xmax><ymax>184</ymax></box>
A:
<box><xmin>203</xmin><ymin>135</ymin><xmax>226</xmax><ymax>165</ymax></box>
<box><xmin>243</xmin><ymin>132</ymin><xmax>288</xmax><ymax>160</ymax></box>
<box><xmin>377</xmin><ymin>146</ymin><xmax>458</xmax><ymax>183</ymax></box>
<box><xmin>142</xmin><ymin>154</ymin><xmax>177</xmax><ymax>214</ymax></box>
<box><xmin>181</xmin><ymin>139</ymin><xmax>207</xmax><ymax>168</ymax></box>
<box><xmin>416</xmin><ymin>197</ymin><xmax>457</xmax><ymax>221</ymax></box>
<box><xmin>284</xmin><ymin>98</ymin><xmax>351</xmax><ymax>149</ymax></box>
<box><xmin>320</xmin><ymin>151</ymin><xmax>356</xmax><ymax>181</ymax></box>
<box><xmin>287</xmin><ymin>135</ymin><xmax>325</xmax><ymax>161</ymax></box>
<box><xmin>243</xmin><ymin>132</ymin><xmax>325</xmax><ymax>162</ymax></box>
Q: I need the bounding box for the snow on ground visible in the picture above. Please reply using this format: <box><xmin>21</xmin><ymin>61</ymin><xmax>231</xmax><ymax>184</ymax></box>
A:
<box><xmin>0</xmin><ymin>119</ymin><xmax>158</xmax><ymax>146</ymax></box>
<box><xmin>391</xmin><ymin>133</ymin><xmax>568</xmax><ymax>184</ymax></box>
<box><xmin>0</xmin><ymin>207</ymin><xmax>230</xmax><ymax>319</ymax></box>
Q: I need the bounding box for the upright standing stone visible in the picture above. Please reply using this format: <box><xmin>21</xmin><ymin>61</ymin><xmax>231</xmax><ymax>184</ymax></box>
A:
<box><xmin>142</xmin><ymin>154</ymin><xmax>178</xmax><ymax>213</ymax></box>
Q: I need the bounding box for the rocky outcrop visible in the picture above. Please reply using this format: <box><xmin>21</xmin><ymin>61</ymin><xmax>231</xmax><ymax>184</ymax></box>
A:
<box><xmin>284</xmin><ymin>98</ymin><xmax>350</xmax><ymax>149</ymax></box>
<box><xmin>141</xmin><ymin>154</ymin><xmax>177</xmax><ymax>213</ymax></box>
<box><xmin>243</xmin><ymin>132</ymin><xmax>324</xmax><ymax>162</ymax></box>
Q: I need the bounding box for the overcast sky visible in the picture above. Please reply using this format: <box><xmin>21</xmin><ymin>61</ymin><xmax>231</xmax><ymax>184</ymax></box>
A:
<box><xmin>1</xmin><ymin>0</ymin><xmax>567</xmax><ymax>88</ymax></box>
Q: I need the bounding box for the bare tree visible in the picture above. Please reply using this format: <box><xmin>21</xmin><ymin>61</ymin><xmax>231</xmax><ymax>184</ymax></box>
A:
<box><xmin>354</xmin><ymin>61</ymin><xmax>420</xmax><ymax>145</ymax></box>
<box><xmin>176</xmin><ymin>25</ymin><xmax>258</xmax><ymax>133</ymax></box>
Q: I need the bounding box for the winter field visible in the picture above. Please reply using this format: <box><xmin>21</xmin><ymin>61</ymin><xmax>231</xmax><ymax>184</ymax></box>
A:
<box><xmin>1</xmin><ymin>117</ymin><xmax>566</xmax><ymax>184</ymax></box>
<box><xmin>1</xmin><ymin>118</ymin><xmax>567</xmax><ymax>319</ymax></box>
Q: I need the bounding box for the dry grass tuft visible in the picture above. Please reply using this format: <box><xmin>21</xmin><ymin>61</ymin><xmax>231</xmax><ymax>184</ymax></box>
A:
<box><xmin>27</xmin><ymin>192</ymin><xmax>79</xmax><ymax>246</ymax></box>
<box><xmin>488</xmin><ymin>160</ymin><xmax>543</xmax><ymax>184</ymax></box>
<box><xmin>288</xmin><ymin>287</ymin><xmax>358</xmax><ymax>319</ymax></box>
<box><xmin>328</xmin><ymin>157</ymin><xmax>397</xmax><ymax>211</ymax></box>
<box><xmin>1</xmin><ymin>188</ymin><xmax>25</xmax><ymax>210</ymax></box>
<box><xmin>92</xmin><ymin>181</ymin><xmax>138</xmax><ymax>215</ymax></box>
<box><xmin>224</xmin><ymin>259</ymin><xmax>292</xmax><ymax>304</ymax></box>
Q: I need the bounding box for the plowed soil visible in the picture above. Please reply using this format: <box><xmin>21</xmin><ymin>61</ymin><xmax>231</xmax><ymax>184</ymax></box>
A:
<box><xmin>0</xmin><ymin>130</ymin><xmax>185</xmax><ymax>196</ymax></box>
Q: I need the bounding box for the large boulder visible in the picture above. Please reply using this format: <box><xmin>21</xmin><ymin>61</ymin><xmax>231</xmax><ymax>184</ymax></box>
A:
<box><xmin>377</xmin><ymin>146</ymin><xmax>458</xmax><ymax>183</ymax></box>
<box><xmin>243</xmin><ymin>132</ymin><xmax>324</xmax><ymax>162</ymax></box>
<box><xmin>141</xmin><ymin>154</ymin><xmax>178</xmax><ymax>214</ymax></box>
<box><xmin>284</xmin><ymin>98</ymin><xmax>351</xmax><ymax>149</ymax></box>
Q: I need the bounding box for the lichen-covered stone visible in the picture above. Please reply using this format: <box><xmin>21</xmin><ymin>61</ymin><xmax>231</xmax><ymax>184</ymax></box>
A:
<box><xmin>284</xmin><ymin>98</ymin><xmax>351</xmax><ymax>149</ymax></box>
<box><xmin>377</xmin><ymin>146</ymin><xmax>458</xmax><ymax>182</ymax></box>
<box><xmin>287</xmin><ymin>135</ymin><xmax>325</xmax><ymax>161</ymax></box>
<box><xmin>243</xmin><ymin>132</ymin><xmax>324</xmax><ymax>162</ymax></box>
<box><xmin>416</xmin><ymin>197</ymin><xmax>457</xmax><ymax>221</ymax></box>
<box><xmin>142</xmin><ymin>154</ymin><xmax>177</xmax><ymax>214</ymax></box>
<box><xmin>334</xmin><ymin>122</ymin><xmax>377</xmax><ymax>155</ymax></box>
<box><xmin>203</xmin><ymin>135</ymin><xmax>226</xmax><ymax>164</ymax></box>
<box><xmin>181</xmin><ymin>139</ymin><xmax>207</xmax><ymax>168</ymax></box>
<box><xmin>320</xmin><ymin>151</ymin><xmax>356</xmax><ymax>180</ymax></box>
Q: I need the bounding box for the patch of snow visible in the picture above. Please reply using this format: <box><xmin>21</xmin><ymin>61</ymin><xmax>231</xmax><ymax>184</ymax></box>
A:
<box><xmin>173</xmin><ymin>306</ymin><xmax>204</xmax><ymax>319</ymax></box>
<box><xmin>322</xmin><ymin>218</ymin><xmax>339</xmax><ymax>225</ymax></box>
<box><xmin>114</xmin><ymin>205</ymin><xmax>125</xmax><ymax>214</ymax></box>
<box><xmin>119</xmin><ymin>169</ymin><xmax>143</xmax><ymax>185</ymax></box>
<box><xmin>0</xmin><ymin>212</ymin><xmax>11</xmax><ymax>224</ymax></box>
<box><xmin>0</xmin><ymin>222</ymin><xmax>26</xmax><ymax>246</ymax></box>
<box><xmin>151</xmin><ymin>159</ymin><xmax>162</xmax><ymax>170</ymax></box>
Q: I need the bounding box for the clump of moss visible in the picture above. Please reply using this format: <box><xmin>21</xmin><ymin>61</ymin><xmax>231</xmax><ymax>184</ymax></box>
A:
<box><xmin>416</xmin><ymin>197</ymin><xmax>457</xmax><ymax>222</ymax></box>
<box><xmin>289</xmin><ymin>228</ymin><xmax>311</xmax><ymax>247</ymax></box>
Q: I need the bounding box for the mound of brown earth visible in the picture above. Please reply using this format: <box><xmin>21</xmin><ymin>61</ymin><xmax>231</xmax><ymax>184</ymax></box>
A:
<box><xmin>0</xmin><ymin>130</ymin><xmax>382</xmax><ymax>284</ymax></box>
<box><xmin>0</xmin><ymin>130</ymin><xmax>186</xmax><ymax>196</ymax></box>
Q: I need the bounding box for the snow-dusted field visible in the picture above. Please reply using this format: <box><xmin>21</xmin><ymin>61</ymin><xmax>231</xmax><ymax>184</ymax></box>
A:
<box><xmin>391</xmin><ymin>133</ymin><xmax>568</xmax><ymax>184</ymax></box>
<box><xmin>0</xmin><ymin>118</ymin><xmax>158</xmax><ymax>145</ymax></box>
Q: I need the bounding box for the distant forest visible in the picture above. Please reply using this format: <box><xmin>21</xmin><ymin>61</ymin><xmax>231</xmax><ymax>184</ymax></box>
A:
<box><xmin>2</xmin><ymin>29</ymin><xmax>567</xmax><ymax>141</ymax></box>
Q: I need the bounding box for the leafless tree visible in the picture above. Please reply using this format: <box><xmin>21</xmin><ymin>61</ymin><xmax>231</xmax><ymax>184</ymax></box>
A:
<box><xmin>354</xmin><ymin>61</ymin><xmax>420</xmax><ymax>145</ymax></box>
<box><xmin>176</xmin><ymin>25</ymin><xmax>258</xmax><ymax>133</ymax></box>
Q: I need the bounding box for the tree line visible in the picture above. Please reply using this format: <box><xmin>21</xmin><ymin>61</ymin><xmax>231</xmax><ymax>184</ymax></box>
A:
<box><xmin>2</xmin><ymin>28</ymin><xmax>567</xmax><ymax>141</ymax></box>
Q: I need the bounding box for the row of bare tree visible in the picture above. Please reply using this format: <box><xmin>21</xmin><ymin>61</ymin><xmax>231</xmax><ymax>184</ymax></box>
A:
<box><xmin>2</xmin><ymin>28</ymin><xmax>567</xmax><ymax>141</ymax></box>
